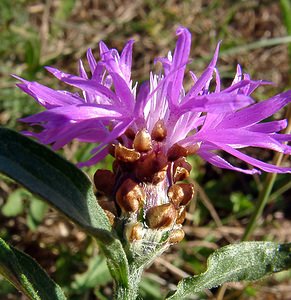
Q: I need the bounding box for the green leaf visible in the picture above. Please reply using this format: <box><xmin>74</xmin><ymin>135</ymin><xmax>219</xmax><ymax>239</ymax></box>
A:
<box><xmin>167</xmin><ymin>242</ymin><xmax>291</xmax><ymax>300</ymax></box>
<box><xmin>0</xmin><ymin>237</ymin><xmax>66</xmax><ymax>300</ymax></box>
<box><xmin>1</xmin><ymin>188</ymin><xmax>24</xmax><ymax>217</ymax></box>
<box><xmin>71</xmin><ymin>255</ymin><xmax>111</xmax><ymax>293</ymax></box>
<box><xmin>27</xmin><ymin>197</ymin><xmax>48</xmax><ymax>230</ymax></box>
<box><xmin>0</xmin><ymin>128</ymin><xmax>129</xmax><ymax>286</ymax></box>
<box><xmin>0</xmin><ymin>128</ymin><xmax>110</xmax><ymax>232</ymax></box>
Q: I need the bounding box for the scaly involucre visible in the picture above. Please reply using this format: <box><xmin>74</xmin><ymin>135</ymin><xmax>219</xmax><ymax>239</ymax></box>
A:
<box><xmin>16</xmin><ymin>27</ymin><xmax>291</xmax><ymax>174</ymax></box>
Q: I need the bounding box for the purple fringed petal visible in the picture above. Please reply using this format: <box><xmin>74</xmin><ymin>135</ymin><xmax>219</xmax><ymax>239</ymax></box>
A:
<box><xmin>46</xmin><ymin>66</ymin><xmax>121</xmax><ymax>105</ymax></box>
<box><xmin>273</xmin><ymin>133</ymin><xmax>291</xmax><ymax>142</ymax></box>
<box><xmin>194</xmin><ymin>128</ymin><xmax>291</xmax><ymax>154</ymax></box>
<box><xmin>135</xmin><ymin>81</ymin><xmax>150</xmax><ymax>119</ymax></box>
<box><xmin>78</xmin><ymin>146</ymin><xmax>109</xmax><ymax>167</ymax></box>
<box><xmin>90</xmin><ymin>118</ymin><xmax>133</xmax><ymax>155</ymax></box>
<box><xmin>184</xmin><ymin>42</ymin><xmax>221</xmax><ymax>101</ymax></box>
<box><xmin>212</xmin><ymin>142</ymin><xmax>291</xmax><ymax>173</ymax></box>
<box><xmin>14</xmin><ymin>76</ymin><xmax>83</xmax><ymax>108</ymax></box>
<box><xmin>120</xmin><ymin>39</ymin><xmax>134</xmax><ymax>83</ymax></box>
<box><xmin>180</xmin><ymin>93</ymin><xmax>254</xmax><ymax>114</ymax></box>
<box><xmin>217</xmin><ymin>91</ymin><xmax>291</xmax><ymax>129</ymax></box>
<box><xmin>249</xmin><ymin>120</ymin><xmax>287</xmax><ymax>133</ymax></box>
<box><xmin>14</xmin><ymin>26</ymin><xmax>291</xmax><ymax>171</ymax></box>
<box><xmin>86</xmin><ymin>48</ymin><xmax>97</xmax><ymax>74</ymax></box>
<box><xmin>20</xmin><ymin>104</ymin><xmax>124</xmax><ymax>122</ymax></box>
<box><xmin>198</xmin><ymin>149</ymin><xmax>260</xmax><ymax>174</ymax></box>
<box><xmin>167</xmin><ymin>27</ymin><xmax>191</xmax><ymax>107</ymax></box>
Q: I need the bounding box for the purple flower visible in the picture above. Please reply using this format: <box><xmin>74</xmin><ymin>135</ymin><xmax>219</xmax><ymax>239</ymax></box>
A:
<box><xmin>16</xmin><ymin>27</ymin><xmax>291</xmax><ymax>174</ymax></box>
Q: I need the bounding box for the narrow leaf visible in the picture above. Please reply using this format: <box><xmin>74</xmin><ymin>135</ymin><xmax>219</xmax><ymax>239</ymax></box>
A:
<box><xmin>0</xmin><ymin>237</ymin><xmax>66</xmax><ymax>300</ymax></box>
<box><xmin>0</xmin><ymin>128</ymin><xmax>110</xmax><ymax>233</ymax></box>
<box><xmin>167</xmin><ymin>242</ymin><xmax>291</xmax><ymax>300</ymax></box>
<box><xmin>0</xmin><ymin>128</ymin><xmax>129</xmax><ymax>286</ymax></box>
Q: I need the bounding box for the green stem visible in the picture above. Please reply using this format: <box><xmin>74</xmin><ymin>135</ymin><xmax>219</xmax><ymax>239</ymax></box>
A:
<box><xmin>114</xmin><ymin>265</ymin><xmax>143</xmax><ymax>300</ymax></box>
<box><xmin>242</xmin><ymin>105</ymin><xmax>291</xmax><ymax>241</ymax></box>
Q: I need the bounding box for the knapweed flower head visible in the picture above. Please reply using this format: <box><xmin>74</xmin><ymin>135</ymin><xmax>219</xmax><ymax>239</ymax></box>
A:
<box><xmin>16</xmin><ymin>27</ymin><xmax>291</xmax><ymax>249</ymax></box>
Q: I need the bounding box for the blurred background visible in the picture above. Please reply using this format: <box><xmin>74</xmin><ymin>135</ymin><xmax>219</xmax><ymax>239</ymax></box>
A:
<box><xmin>0</xmin><ymin>0</ymin><xmax>290</xmax><ymax>299</ymax></box>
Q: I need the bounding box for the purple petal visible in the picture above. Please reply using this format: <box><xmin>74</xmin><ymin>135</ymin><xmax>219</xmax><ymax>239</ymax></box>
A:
<box><xmin>109</xmin><ymin>73</ymin><xmax>135</xmax><ymax>111</ymax></box>
<box><xmin>90</xmin><ymin>118</ymin><xmax>133</xmax><ymax>155</ymax></box>
<box><xmin>15</xmin><ymin>79</ymin><xmax>83</xmax><ymax>108</ymax></box>
<box><xmin>180</xmin><ymin>93</ymin><xmax>254</xmax><ymax>114</ymax></box>
<box><xmin>249</xmin><ymin>120</ymin><xmax>287</xmax><ymax>133</ymax></box>
<box><xmin>273</xmin><ymin>133</ymin><xmax>291</xmax><ymax>142</ymax></box>
<box><xmin>198</xmin><ymin>149</ymin><xmax>260</xmax><ymax>174</ymax></box>
<box><xmin>120</xmin><ymin>39</ymin><xmax>134</xmax><ymax>83</ymax></box>
<box><xmin>135</xmin><ymin>81</ymin><xmax>150</xmax><ymax>118</ymax></box>
<box><xmin>212</xmin><ymin>142</ymin><xmax>291</xmax><ymax>173</ymax></box>
<box><xmin>78</xmin><ymin>146</ymin><xmax>109</xmax><ymax>167</ymax></box>
<box><xmin>184</xmin><ymin>42</ymin><xmax>221</xmax><ymax>100</ymax></box>
<box><xmin>213</xmin><ymin>68</ymin><xmax>221</xmax><ymax>93</ymax></box>
<box><xmin>45</xmin><ymin>66</ymin><xmax>119</xmax><ymax>104</ymax></box>
<box><xmin>195</xmin><ymin>128</ymin><xmax>291</xmax><ymax>154</ymax></box>
<box><xmin>217</xmin><ymin>91</ymin><xmax>291</xmax><ymax>129</ymax></box>
<box><xmin>78</xmin><ymin>60</ymin><xmax>88</xmax><ymax>79</ymax></box>
<box><xmin>86</xmin><ymin>48</ymin><xmax>97</xmax><ymax>74</ymax></box>
<box><xmin>99</xmin><ymin>41</ymin><xmax>110</xmax><ymax>55</ymax></box>
<box><xmin>51</xmin><ymin>121</ymin><xmax>108</xmax><ymax>150</ymax></box>
<box><xmin>168</xmin><ymin>27</ymin><xmax>191</xmax><ymax>106</ymax></box>
<box><xmin>20</xmin><ymin>104</ymin><xmax>124</xmax><ymax>122</ymax></box>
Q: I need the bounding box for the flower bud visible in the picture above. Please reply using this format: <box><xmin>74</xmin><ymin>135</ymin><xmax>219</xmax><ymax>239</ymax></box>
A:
<box><xmin>115</xmin><ymin>144</ymin><xmax>141</xmax><ymax>163</ymax></box>
<box><xmin>173</xmin><ymin>157</ymin><xmax>192</xmax><ymax>182</ymax></box>
<box><xmin>168</xmin><ymin>229</ymin><xmax>185</xmax><ymax>244</ymax></box>
<box><xmin>133</xmin><ymin>129</ymin><xmax>152</xmax><ymax>152</ymax></box>
<box><xmin>151</xmin><ymin>119</ymin><xmax>167</xmax><ymax>141</ymax></box>
<box><xmin>94</xmin><ymin>169</ymin><xmax>115</xmax><ymax>196</ymax></box>
<box><xmin>116</xmin><ymin>178</ymin><xmax>145</xmax><ymax>213</ymax></box>
<box><xmin>146</xmin><ymin>203</ymin><xmax>177</xmax><ymax>229</ymax></box>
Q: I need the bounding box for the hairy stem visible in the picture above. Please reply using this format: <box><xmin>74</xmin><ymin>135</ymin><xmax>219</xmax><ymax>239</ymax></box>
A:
<box><xmin>114</xmin><ymin>265</ymin><xmax>143</xmax><ymax>300</ymax></box>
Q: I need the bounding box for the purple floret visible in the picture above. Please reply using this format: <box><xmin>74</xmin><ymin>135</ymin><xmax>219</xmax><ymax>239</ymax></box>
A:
<box><xmin>16</xmin><ymin>27</ymin><xmax>291</xmax><ymax>173</ymax></box>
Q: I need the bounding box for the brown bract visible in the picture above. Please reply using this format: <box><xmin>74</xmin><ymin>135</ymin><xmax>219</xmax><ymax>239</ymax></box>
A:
<box><xmin>168</xmin><ymin>183</ymin><xmax>195</xmax><ymax>207</ymax></box>
<box><xmin>94</xmin><ymin>169</ymin><xmax>116</xmax><ymax>196</ymax></box>
<box><xmin>133</xmin><ymin>129</ymin><xmax>153</xmax><ymax>152</ymax></box>
<box><xmin>116</xmin><ymin>178</ymin><xmax>145</xmax><ymax>212</ymax></box>
<box><xmin>173</xmin><ymin>157</ymin><xmax>192</xmax><ymax>182</ymax></box>
<box><xmin>167</xmin><ymin>143</ymin><xmax>188</xmax><ymax>161</ymax></box>
<box><xmin>151</xmin><ymin>119</ymin><xmax>167</xmax><ymax>141</ymax></box>
<box><xmin>135</xmin><ymin>151</ymin><xmax>168</xmax><ymax>183</ymax></box>
<box><xmin>125</xmin><ymin>222</ymin><xmax>143</xmax><ymax>242</ymax></box>
<box><xmin>115</xmin><ymin>144</ymin><xmax>141</xmax><ymax>162</ymax></box>
<box><xmin>168</xmin><ymin>229</ymin><xmax>185</xmax><ymax>244</ymax></box>
<box><xmin>146</xmin><ymin>203</ymin><xmax>177</xmax><ymax>229</ymax></box>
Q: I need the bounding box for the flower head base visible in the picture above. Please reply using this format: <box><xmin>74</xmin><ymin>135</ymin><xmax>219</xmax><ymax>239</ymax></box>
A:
<box><xmin>94</xmin><ymin>127</ymin><xmax>195</xmax><ymax>253</ymax></box>
<box><xmin>16</xmin><ymin>27</ymin><xmax>291</xmax><ymax>250</ymax></box>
